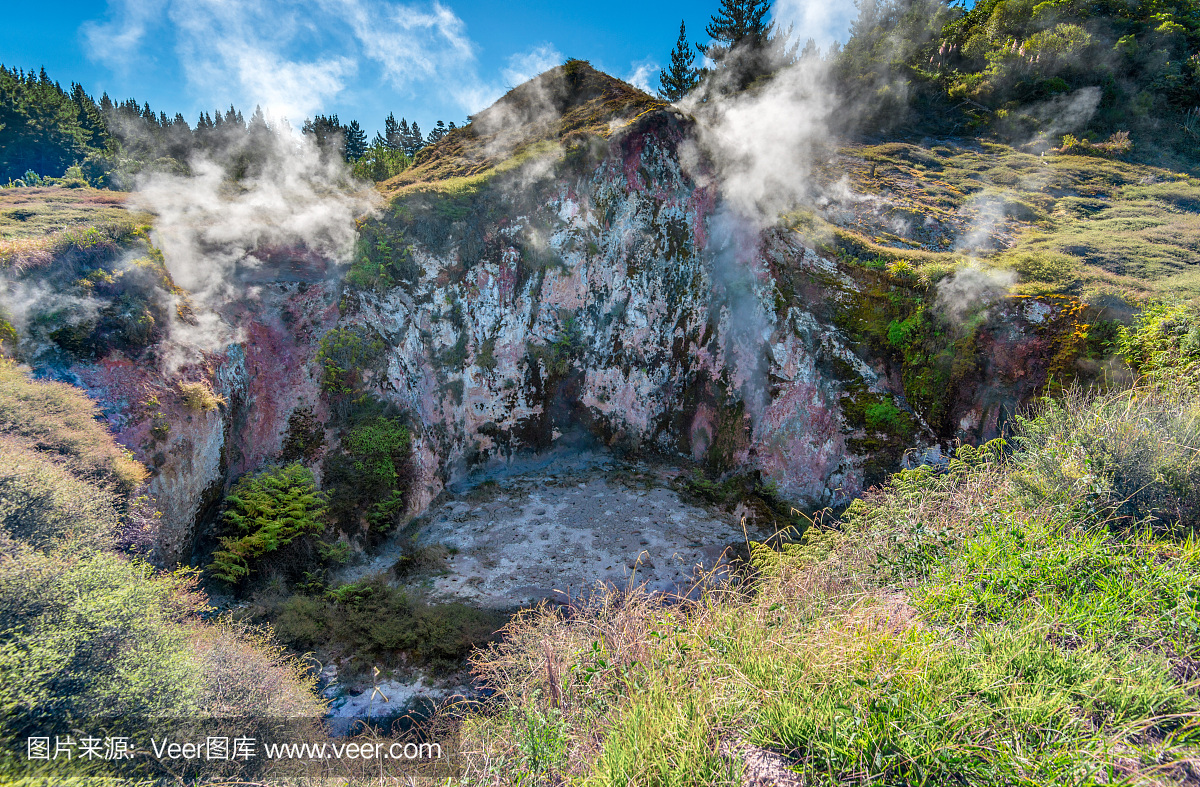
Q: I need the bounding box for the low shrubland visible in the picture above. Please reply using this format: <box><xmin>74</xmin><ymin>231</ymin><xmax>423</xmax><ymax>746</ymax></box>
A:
<box><xmin>0</xmin><ymin>365</ymin><xmax>324</xmax><ymax>781</ymax></box>
<box><xmin>449</xmin><ymin>313</ymin><xmax>1200</xmax><ymax>784</ymax></box>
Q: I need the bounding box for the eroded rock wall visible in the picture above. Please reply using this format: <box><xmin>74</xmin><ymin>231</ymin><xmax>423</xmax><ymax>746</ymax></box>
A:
<box><xmin>350</xmin><ymin>116</ymin><xmax>917</xmax><ymax>510</ymax></box>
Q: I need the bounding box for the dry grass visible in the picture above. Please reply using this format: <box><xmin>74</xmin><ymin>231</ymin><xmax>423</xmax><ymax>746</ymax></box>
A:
<box><xmin>0</xmin><ymin>361</ymin><xmax>146</xmax><ymax>492</ymax></box>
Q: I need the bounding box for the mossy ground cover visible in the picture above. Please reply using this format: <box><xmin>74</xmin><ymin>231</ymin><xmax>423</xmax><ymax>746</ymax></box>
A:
<box><xmin>826</xmin><ymin>140</ymin><xmax>1200</xmax><ymax>302</ymax></box>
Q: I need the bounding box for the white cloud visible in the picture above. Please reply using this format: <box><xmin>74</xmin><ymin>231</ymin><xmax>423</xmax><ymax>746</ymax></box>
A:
<box><xmin>169</xmin><ymin>0</ymin><xmax>356</xmax><ymax>125</ymax></box>
<box><xmin>333</xmin><ymin>0</ymin><xmax>476</xmax><ymax>88</ymax></box>
<box><xmin>501</xmin><ymin>43</ymin><xmax>562</xmax><ymax>88</ymax></box>
<box><xmin>80</xmin><ymin>0</ymin><xmax>167</xmax><ymax>71</ymax></box>
<box><xmin>625</xmin><ymin>59</ymin><xmax>658</xmax><ymax>94</ymax></box>
<box><xmin>81</xmin><ymin>0</ymin><xmax>561</xmax><ymax>123</ymax></box>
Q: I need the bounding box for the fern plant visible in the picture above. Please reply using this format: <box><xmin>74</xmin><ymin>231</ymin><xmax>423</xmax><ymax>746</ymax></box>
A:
<box><xmin>209</xmin><ymin>463</ymin><xmax>327</xmax><ymax>584</ymax></box>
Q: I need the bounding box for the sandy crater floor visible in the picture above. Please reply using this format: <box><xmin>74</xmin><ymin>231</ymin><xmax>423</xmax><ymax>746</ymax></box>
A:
<box><xmin>349</xmin><ymin>452</ymin><xmax>764</xmax><ymax>609</ymax></box>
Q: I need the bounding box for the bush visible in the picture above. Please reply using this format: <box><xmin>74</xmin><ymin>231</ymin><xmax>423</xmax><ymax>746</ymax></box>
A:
<box><xmin>317</xmin><ymin>326</ymin><xmax>385</xmax><ymax>396</ymax></box>
<box><xmin>1117</xmin><ymin>302</ymin><xmax>1200</xmax><ymax>386</ymax></box>
<box><xmin>345</xmin><ymin>223</ymin><xmax>419</xmax><ymax>292</ymax></box>
<box><xmin>1014</xmin><ymin>386</ymin><xmax>1200</xmax><ymax>531</ymax></box>
<box><xmin>350</xmin><ymin>144</ymin><xmax>411</xmax><ymax>182</ymax></box>
<box><xmin>208</xmin><ymin>463</ymin><xmax>328</xmax><ymax>584</ymax></box>
<box><xmin>177</xmin><ymin>380</ymin><xmax>225</xmax><ymax>412</ymax></box>
<box><xmin>270</xmin><ymin>577</ymin><xmax>504</xmax><ymax>673</ymax></box>
<box><xmin>0</xmin><ymin>550</ymin><xmax>205</xmax><ymax>739</ymax></box>
<box><xmin>324</xmin><ymin>413</ymin><xmax>412</xmax><ymax>529</ymax></box>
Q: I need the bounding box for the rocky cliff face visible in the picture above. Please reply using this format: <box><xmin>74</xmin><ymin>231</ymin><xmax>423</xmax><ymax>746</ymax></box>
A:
<box><xmin>7</xmin><ymin>64</ymin><xmax>1096</xmax><ymax>567</ymax></box>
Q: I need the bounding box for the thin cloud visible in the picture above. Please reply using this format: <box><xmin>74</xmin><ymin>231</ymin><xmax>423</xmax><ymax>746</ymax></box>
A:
<box><xmin>80</xmin><ymin>0</ymin><xmax>167</xmax><ymax>71</ymax></box>
<box><xmin>80</xmin><ymin>0</ymin><xmax>562</xmax><ymax>124</ymax></box>
<box><xmin>624</xmin><ymin>59</ymin><xmax>658</xmax><ymax>94</ymax></box>
<box><xmin>501</xmin><ymin>43</ymin><xmax>563</xmax><ymax>88</ymax></box>
<box><xmin>334</xmin><ymin>0</ymin><xmax>476</xmax><ymax>90</ymax></box>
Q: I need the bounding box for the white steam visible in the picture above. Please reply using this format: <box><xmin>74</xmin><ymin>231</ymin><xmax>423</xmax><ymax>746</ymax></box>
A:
<box><xmin>677</xmin><ymin>56</ymin><xmax>837</xmax><ymax>421</ymax></box>
<box><xmin>132</xmin><ymin>132</ymin><xmax>375</xmax><ymax>367</ymax></box>
<box><xmin>936</xmin><ymin>264</ymin><xmax>1016</xmax><ymax>323</ymax></box>
<box><xmin>683</xmin><ymin>57</ymin><xmax>835</xmax><ymax>222</ymax></box>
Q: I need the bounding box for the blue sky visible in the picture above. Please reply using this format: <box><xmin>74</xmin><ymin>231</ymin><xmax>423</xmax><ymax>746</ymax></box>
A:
<box><xmin>1</xmin><ymin>0</ymin><xmax>858</xmax><ymax>138</ymax></box>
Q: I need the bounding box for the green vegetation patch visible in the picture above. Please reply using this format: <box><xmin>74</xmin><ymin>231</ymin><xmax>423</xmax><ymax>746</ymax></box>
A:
<box><xmin>317</xmin><ymin>325</ymin><xmax>385</xmax><ymax>397</ymax></box>
<box><xmin>208</xmin><ymin>463</ymin><xmax>328</xmax><ymax>585</ymax></box>
<box><xmin>270</xmin><ymin>576</ymin><xmax>506</xmax><ymax>674</ymax></box>
<box><xmin>321</xmin><ymin>400</ymin><xmax>414</xmax><ymax>532</ymax></box>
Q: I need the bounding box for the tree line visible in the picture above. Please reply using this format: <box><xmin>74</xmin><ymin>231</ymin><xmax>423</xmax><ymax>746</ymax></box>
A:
<box><xmin>0</xmin><ymin>64</ymin><xmax>461</xmax><ymax>186</ymax></box>
<box><xmin>659</xmin><ymin>0</ymin><xmax>1200</xmax><ymax>144</ymax></box>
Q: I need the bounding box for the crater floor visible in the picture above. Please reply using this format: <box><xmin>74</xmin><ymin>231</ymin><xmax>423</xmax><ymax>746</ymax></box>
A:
<box><xmin>347</xmin><ymin>450</ymin><xmax>771</xmax><ymax>609</ymax></box>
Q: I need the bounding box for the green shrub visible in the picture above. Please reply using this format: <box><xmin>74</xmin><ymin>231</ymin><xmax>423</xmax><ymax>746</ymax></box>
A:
<box><xmin>534</xmin><ymin>315</ymin><xmax>585</xmax><ymax>377</ymax></box>
<box><xmin>323</xmin><ymin>410</ymin><xmax>412</xmax><ymax>530</ymax></box>
<box><xmin>345</xmin><ymin>223</ymin><xmax>419</xmax><ymax>292</ymax></box>
<box><xmin>350</xmin><ymin>144</ymin><xmax>411</xmax><ymax>182</ymax></box>
<box><xmin>177</xmin><ymin>380</ymin><xmax>225</xmax><ymax>412</ymax></box>
<box><xmin>1118</xmin><ymin>302</ymin><xmax>1200</xmax><ymax>386</ymax></box>
<box><xmin>316</xmin><ymin>326</ymin><xmax>385</xmax><ymax>396</ymax></box>
<box><xmin>0</xmin><ymin>550</ymin><xmax>205</xmax><ymax>739</ymax></box>
<box><xmin>209</xmin><ymin>463</ymin><xmax>328</xmax><ymax>584</ymax></box>
<box><xmin>270</xmin><ymin>578</ymin><xmax>504</xmax><ymax>673</ymax></box>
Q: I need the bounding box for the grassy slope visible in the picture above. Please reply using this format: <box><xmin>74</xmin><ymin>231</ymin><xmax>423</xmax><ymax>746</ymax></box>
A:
<box><xmin>0</xmin><ymin>362</ymin><xmax>324</xmax><ymax>781</ymax></box>
<box><xmin>0</xmin><ymin>186</ymin><xmax>148</xmax><ymax>275</ymax></box>
<box><xmin>822</xmin><ymin>140</ymin><xmax>1200</xmax><ymax>302</ymax></box>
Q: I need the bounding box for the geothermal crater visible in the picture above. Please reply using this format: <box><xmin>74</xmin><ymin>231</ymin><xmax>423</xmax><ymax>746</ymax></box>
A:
<box><xmin>343</xmin><ymin>448</ymin><xmax>766</xmax><ymax>609</ymax></box>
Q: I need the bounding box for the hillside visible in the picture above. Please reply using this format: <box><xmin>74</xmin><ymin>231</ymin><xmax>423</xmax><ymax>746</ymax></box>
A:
<box><xmin>383</xmin><ymin>60</ymin><xmax>669</xmax><ymax>196</ymax></box>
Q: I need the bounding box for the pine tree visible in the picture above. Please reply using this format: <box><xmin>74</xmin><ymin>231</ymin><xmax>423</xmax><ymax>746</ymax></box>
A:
<box><xmin>383</xmin><ymin>112</ymin><xmax>402</xmax><ymax>150</ymax></box>
<box><xmin>397</xmin><ymin>118</ymin><xmax>411</xmax><ymax>151</ymax></box>
<box><xmin>405</xmin><ymin>121</ymin><xmax>424</xmax><ymax>156</ymax></box>
<box><xmin>699</xmin><ymin>0</ymin><xmax>793</xmax><ymax>88</ymax></box>
<box><xmin>302</xmin><ymin>114</ymin><xmax>344</xmax><ymax>157</ymax></box>
<box><xmin>658</xmin><ymin>21</ymin><xmax>699</xmax><ymax>101</ymax></box>
<box><xmin>426</xmin><ymin>119</ymin><xmax>448</xmax><ymax>144</ymax></box>
<box><xmin>702</xmin><ymin>0</ymin><xmax>770</xmax><ymax>50</ymax></box>
<box><xmin>343</xmin><ymin>119</ymin><xmax>367</xmax><ymax>160</ymax></box>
